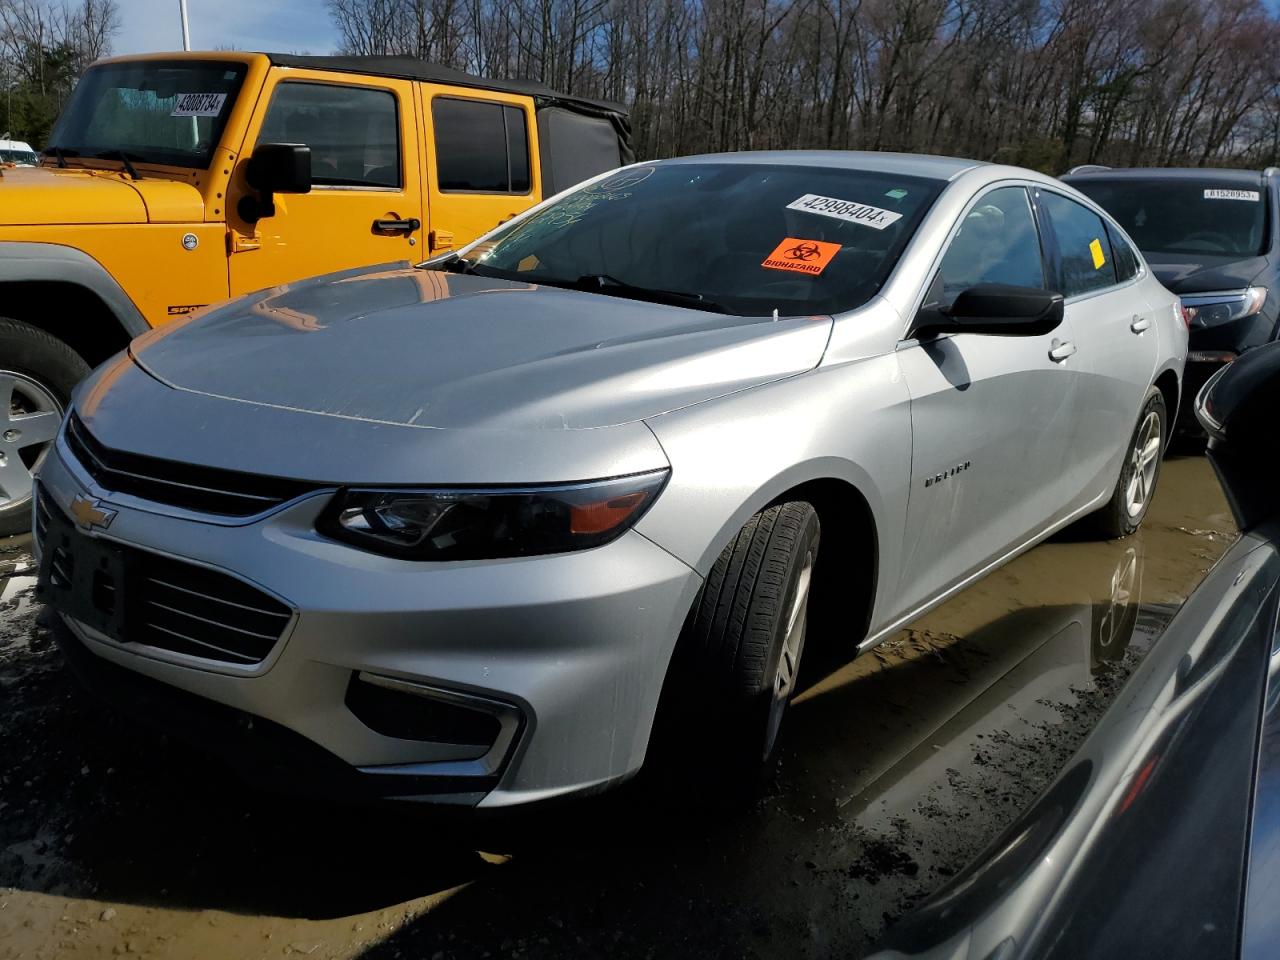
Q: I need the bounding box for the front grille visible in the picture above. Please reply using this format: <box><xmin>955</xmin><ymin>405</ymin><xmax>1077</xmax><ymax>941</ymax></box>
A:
<box><xmin>132</xmin><ymin>552</ymin><xmax>294</xmax><ymax>664</ymax></box>
<box><xmin>39</xmin><ymin>493</ymin><xmax>293</xmax><ymax>665</ymax></box>
<box><xmin>64</xmin><ymin>414</ymin><xmax>320</xmax><ymax>517</ymax></box>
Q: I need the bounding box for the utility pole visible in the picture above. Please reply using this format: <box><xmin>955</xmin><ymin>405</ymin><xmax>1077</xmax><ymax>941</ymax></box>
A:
<box><xmin>179</xmin><ymin>0</ymin><xmax>191</xmax><ymax>51</ymax></box>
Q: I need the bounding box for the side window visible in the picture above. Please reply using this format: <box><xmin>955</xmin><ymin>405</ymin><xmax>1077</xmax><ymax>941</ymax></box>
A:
<box><xmin>433</xmin><ymin>98</ymin><xmax>531</xmax><ymax>193</ymax></box>
<box><xmin>1106</xmin><ymin>221</ymin><xmax>1141</xmax><ymax>283</ymax></box>
<box><xmin>259</xmin><ymin>82</ymin><xmax>400</xmax><ymax>188</ymax></box>
<box><xmin>935</xmin><ymin>186</ymin><xmax>1045</xmax><ymax>304</ymax></box>
<box><xmin>1040</xmin><ymin>191</ymin><xmax>1118</xmax><ymax>296</ymax></box>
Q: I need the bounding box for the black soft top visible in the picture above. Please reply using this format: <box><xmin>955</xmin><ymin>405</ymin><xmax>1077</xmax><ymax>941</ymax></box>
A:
<box><xmin>267</xmin><ymin>53</ymin><xmax>627</xmax><ymax>116</ymax></box>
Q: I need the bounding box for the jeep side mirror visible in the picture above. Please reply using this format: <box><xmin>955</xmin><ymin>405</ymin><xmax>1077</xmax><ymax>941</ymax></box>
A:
<box><xmin>1197</xmin><ymin>339</ymin><xmax>1280</xmax><ymax>531</ymax></box>
<box><xmin>239</xmin><ymin>143</ymin><xmax>311</xmax><ymax>222</ymax></box>
<box><xmin>912</xmin><ymin>284</ymin><xmax>1065</xmax><ymax>339</ymax></box>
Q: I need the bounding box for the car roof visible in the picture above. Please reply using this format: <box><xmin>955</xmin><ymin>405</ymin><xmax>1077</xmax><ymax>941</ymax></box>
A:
<box><xmin>265</xmin><ymin>53</ymin><xmax>627</xmax><ymax>117</ymax></box>
<box><xmin>1062</xmin><ymin>167</ymin><xmax>1265</xmax><ymax>185</ymax></box>
<box><xmin>654</xmin><ymin>150</ymin><xmax>985</xmax><ymax>181</ymax></box>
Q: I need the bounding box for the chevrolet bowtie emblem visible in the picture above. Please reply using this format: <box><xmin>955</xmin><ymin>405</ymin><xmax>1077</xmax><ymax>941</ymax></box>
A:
<box><xmin>69</xmin><ymin>494</ymin><xmax>117</xmax><ymax>531</ymax></box>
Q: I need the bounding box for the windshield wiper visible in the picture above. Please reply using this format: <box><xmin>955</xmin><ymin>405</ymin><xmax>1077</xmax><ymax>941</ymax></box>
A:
<box><xmin>42</xmin><ymin>146</ymin><xmax>78</xmax><ymax>168</ymax></box>
<box><xmin>95</xmin><ymin>150</ymin><xmax>142</xmax><ymax>180</ymax></box>
<box><xmin>434</xmin><ymin>253</ymin><xmax>482</xmax><ymax>275</ymax></box>
<box><xmin>572</xmin><ymin>274</ymin><xmax>728</xmax><ymax>314</ymax></box>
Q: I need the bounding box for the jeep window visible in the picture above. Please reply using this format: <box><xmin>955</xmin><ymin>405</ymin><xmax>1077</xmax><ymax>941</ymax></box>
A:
<box><xmin>433</xmin><ymin>98</ymin><xmax>531</xmax><ymax>193</ymax></box>
<box><xmin>46</xmin><ymin>60</ymin><xmax>246</xmax><ymax>169</ymax></box>
<box><xmin>1071</xmin><ymin>179</ymin><xmax>1268</xmax><ymax>258</ymax></box>
<box><xmin>1040</xmin><ymin>191</ymin><xmax>1119</xmax><ymax>297</ymax></box>
<box><xmin>935</xmin><ymin>187</ymin><xmax>1045</xmax><ymax>306</ymax></box>
<box><xmin>452</xmin><ymin>163</ymin><xmax>944</xmax><ymax>317</ymax></box>
<box><xmin>259</xmin><ymin>82</ymin><xmax>400</xmax><ymax>188</ymax></box>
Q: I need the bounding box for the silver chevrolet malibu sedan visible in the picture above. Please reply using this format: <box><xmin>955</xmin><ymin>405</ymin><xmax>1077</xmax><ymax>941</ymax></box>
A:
<box><xmin>32</xmin><ymin>152</ymin><xmax>1185</xmax><ymax>806</ymax></box>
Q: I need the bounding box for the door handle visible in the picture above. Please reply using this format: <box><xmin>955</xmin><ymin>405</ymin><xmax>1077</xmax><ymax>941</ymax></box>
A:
<box><xmin>372</xmin><ymin>217</ymin><xmax>421</xmax><ymax>234</ymax></box>
<box><xmin>1130</xmin><ymin>314</ymin><xmax>1152</xmax><ymax>333</ymax></box>
<box><xmin>1049</xmin><ymin>339</ymin><xmax>1077</xmax><ymax>362</ymax></box>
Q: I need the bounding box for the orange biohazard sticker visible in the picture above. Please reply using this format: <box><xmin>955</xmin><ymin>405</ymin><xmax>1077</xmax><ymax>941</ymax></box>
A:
<box><xmin>761</xmin><ymin>237</ymin><xmax>841</xmax><ymax>275</ymax></box>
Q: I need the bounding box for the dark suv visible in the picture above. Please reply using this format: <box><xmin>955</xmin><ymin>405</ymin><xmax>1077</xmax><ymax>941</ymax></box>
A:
<box><xmin>1060</xmin><ymin>166</ymin><xmax>1279</xmax><ymax>435</ymax></box>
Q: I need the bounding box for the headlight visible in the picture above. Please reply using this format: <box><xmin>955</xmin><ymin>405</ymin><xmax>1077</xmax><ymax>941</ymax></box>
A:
<box><xmin>318</xmin><ymin>470</ymin><xmax>669</xmax><ymax>560</ymax></box>
<box><xmin>1180</xmin><ymin>286</ymin><xmax>1266</xmax><ymax>328</ymax></box>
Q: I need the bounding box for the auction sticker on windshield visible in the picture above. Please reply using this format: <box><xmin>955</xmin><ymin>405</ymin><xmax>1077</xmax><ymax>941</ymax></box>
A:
<box><xmin>1204</xmin><ymin>189</ymin><xmax>1260</xmax><ymax>202</ymax></box>
<box><xmin>761</xmin><ymin>237</ymin><xmax>841</xmax><ymax>275</ymax></box>
<box><xmin>171</xmin><ymin>93</ymin><xmax>227</xmax><ymax>117</ymax></box>
<box><xmin>787</xmin><ymin>194</ymin><xmax>904</xmax><ymax>230</ymax></box>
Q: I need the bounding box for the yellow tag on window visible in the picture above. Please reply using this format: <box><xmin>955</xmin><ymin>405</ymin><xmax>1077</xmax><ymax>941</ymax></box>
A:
<box><xmin>1089</xmin><ymin>238</ymin><xmax>1106</xmax><ymax>270</ymax></box>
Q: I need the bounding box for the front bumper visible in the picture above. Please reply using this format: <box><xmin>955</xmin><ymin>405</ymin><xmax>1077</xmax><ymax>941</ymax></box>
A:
<box><xmin>36</xmin><ymin>440</ymin><xmax>702</xmax><ymax>807</ymax></box>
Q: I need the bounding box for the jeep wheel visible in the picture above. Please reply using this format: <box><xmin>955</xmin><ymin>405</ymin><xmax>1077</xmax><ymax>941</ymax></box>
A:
<box><xmin>0</xmin><ymin>319</ymin><xmax>89</xmax><ymax>537</ymax></box>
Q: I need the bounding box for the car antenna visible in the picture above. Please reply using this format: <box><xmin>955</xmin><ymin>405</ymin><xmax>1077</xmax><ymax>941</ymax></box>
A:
<box><xmin>772</xmin><ymin>307</ymin><xmax>780</xmax><ymax>321</ymax></box>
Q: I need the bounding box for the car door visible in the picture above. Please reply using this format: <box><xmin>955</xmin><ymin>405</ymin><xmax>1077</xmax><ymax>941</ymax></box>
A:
<box><xmin>228</xmin><ymin>71</ymin><xmax>425</xmax><ymax>297</ymax></box>
<box><xmin>894</xmin><ymin>184</ymin><xmax>1081</xmax><ymax>618</ymax></box>
<box><xmin>421</xmin><ymin>89</ymin><xmax>540</xmax><ymax>254</ymax></box>
<box><xmin>1037</xmin><ymin>189</ymin><xmax>1159</xmax><ymax>511</ymax></box>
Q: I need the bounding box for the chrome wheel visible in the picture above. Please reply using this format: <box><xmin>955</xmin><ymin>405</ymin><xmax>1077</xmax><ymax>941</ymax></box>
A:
<box><xmin>1124</xmin><ymin>410</ymin><xmax>1162</xmax><ymax>519</ymax></box>
<box><xmin>764</xmin><ymin>547</ymin><xmax>814</xmax><ymax>759</ymax></box>
<box><xmin>0</xmin><ymin>370</ymin><xmax>63</xmax><ymax>513</ymax></box>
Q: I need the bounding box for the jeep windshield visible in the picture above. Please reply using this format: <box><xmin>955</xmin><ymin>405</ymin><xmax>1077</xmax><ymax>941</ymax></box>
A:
<box><xmin>448</xmin><ymin>162</ymin><xmax>943</xmax><ymax>317</ymax></box>
<box><xmin>1071</xmin><ymin>177</ymin><xmax>1268</xmax><ymax>259</ymax></box>
<box><xmin>45</xmin><ymin>60</ymin><xmax>247</xmax><ymax>170</ymax></box>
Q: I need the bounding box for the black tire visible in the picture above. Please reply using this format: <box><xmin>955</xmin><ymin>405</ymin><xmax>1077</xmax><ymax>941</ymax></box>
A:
<box><xmin>1087</xmin><ymin>387</ymin><xmax>1167</xmax><ymax>540</ymax></box>
<box><xmin>0</xmin><ymin>318</ymin><xmax>89</xmax><ymax>537</ymax></box>
<box><xmin>655</xmin><ymin>501</ymin><xmax>821</xmax><ymax>790</ymax></box>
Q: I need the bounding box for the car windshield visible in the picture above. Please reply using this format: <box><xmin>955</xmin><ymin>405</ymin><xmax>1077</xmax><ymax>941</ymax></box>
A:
<box><xmin>1</xmin><ymin>149</ymin><xmax>37</xmax><ymax>165</ymax></box>
<box><xmin>456</xmin><ymin>163</ymin><xmax>944</xmax><ymax>316</ymax></box>
<box><xmin>45</xmin><ymin>60</ymin><xmax>247</xmax><ymax>169</ymax></box>
<box><xmin>1070</xmin><ymin>178</ymin><xmax>1268</xmax><ymax>259</ymax></box>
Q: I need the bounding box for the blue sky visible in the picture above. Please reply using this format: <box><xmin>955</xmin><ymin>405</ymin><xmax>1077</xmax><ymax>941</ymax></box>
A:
<box><xmin>115</xmin><ymin>0</ymin><xmax>340</xmax><ymax>55</ymax></box>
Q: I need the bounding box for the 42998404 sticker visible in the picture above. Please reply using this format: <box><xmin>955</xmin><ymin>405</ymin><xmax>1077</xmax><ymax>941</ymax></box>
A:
<box><xmin>787</xmin><ymin>194</ymin><xmax>904</xmax><ymax>230</ymax></box>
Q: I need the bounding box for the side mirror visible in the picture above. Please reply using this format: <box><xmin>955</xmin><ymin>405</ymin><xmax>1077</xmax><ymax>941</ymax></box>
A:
<box><xmin>239</xmin><ymin>143</ymin><xmax>311</xmax><ymax>222</ymax></box>
<box><xmin>1196</xmin><ymin>339</ymin><xmax>1280</xmax><ymax>531</ymax></box>
<box><xmin>913</xmin><ymin>284</ymin><xmax>1065</xmax><ymax>339</ymax></box>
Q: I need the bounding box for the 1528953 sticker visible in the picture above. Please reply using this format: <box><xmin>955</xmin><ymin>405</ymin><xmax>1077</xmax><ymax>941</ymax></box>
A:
<box><xmin>761</xmin><ymin>237</ymin><xmax>841</xmax><ymax>275</ymax></box>
<box><xmin>787</xmin><ymin>194</ymin><xmax>903</xmax><ymax>230</ymax></box>
<box><xmin>170</xmin><ymin>92</ymin><xmax>227</xmax><ymax>117</ymax></box>
<box><xmin>1204</xmin><ymin>189</ymin><xmax>1260</xmax><ymax>202</ymax></box>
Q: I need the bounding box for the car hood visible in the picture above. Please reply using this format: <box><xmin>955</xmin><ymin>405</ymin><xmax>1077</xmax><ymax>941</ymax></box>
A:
<box><xmin>130</xmin><ymin>265</ymin><xmax>834</xmax><ymax>430</ymax></box>
<box><xmin>1145</xmin><ymin>253</ymin><xmax>1270</xmax><ymax>294</ymax></box>
<box><xmin>0</xmin><ymin>165</ymin><xmax>205</xmax><ymax>224</ymax></box>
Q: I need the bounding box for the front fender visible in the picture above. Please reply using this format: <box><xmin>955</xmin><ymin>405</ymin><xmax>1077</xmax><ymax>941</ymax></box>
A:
<box><xmin>0</xmin><ymin>240</ymin><xmax>147</xmax><ymax>336</ymax></box>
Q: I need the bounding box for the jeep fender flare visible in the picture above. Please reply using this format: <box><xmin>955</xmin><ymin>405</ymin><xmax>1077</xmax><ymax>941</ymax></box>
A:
<box><xmin>0</xmin><ymin>241</ymin><xmax>149</xmax><ymax>338</ymax></box>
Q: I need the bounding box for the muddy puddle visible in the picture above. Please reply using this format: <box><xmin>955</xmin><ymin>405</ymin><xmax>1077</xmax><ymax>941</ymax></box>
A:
<box><xmin>0</xmin><ymin>455</ymin><xmax>1236</xmax><ymax>959</ymax></box>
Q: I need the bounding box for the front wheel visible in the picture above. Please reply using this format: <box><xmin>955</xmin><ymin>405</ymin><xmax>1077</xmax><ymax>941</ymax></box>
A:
<box><xmin>0</xmin><ymin>319</ymin><xmax>88</xmax><ymax>537</ymax></box>
<box><xmin>1088</xmin><ymin>387</ymin><xmax>1166</xmax><ymax>540</ymax></box>
<box><xmin>656</xmin><ymin>501</ymin><xmax>821</xmax><ymax>790</ymax></box>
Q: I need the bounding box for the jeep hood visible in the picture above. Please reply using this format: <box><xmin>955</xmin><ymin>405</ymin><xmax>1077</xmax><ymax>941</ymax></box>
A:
<box><xmin>0</xmin><ymin>165</ymin><xmax>204</xmax><ymax>224</ymax></box>
<box><xmin>129</xmin><ymin>265</ymin><xmax>834</xmax><ymax>430</ymax></box>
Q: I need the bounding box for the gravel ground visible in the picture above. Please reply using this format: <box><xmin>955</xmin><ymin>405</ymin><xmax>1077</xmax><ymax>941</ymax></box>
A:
<box><xmin>0</xmin><ymin>456</ymin><xmax>1237</xmax><ymax>959</ymax></box>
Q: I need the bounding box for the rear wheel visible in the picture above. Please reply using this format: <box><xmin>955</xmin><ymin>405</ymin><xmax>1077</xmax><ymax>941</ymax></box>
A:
<box><xmin>1088</xmin><ymin>387</ymin><xmax>1166</xmax><ymax>540</ymax></box>
<box><xmin>0</xmin><ymin>319</ymin><xmax>88</xmax><ymax>537</ymax></box>
<box><xmin>656</xmin><ymin>501</ymin><xmax>821</xmax><ymax>790</ymax></box>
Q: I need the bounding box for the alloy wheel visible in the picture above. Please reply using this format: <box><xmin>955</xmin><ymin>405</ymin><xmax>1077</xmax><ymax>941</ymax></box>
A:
<box><xmin>764</xmin><ymin>547</ymin><xmax>815</xmax><ymax>759</ymax></box>
<box><xmin>1124</xmin><ymin>410</ymin><xmax>1162</xmax><ymax>519</ymax></box>
<box><xmin>0</xmin><ymin>370</ymin><xmax>63</xmax><ymax>513</ymax></box>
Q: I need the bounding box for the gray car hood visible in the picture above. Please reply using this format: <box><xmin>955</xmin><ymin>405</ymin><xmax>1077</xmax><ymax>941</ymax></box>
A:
<box><xmin>130</xmin><ymin>265</ymin><xmax>834</xmax><ymax>431</ymax></box>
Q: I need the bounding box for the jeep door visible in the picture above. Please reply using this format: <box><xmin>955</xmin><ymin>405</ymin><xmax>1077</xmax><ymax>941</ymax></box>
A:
<box><xmin>420</xmin><ymin>88</ymin><xmax>540</xmax><ymax>255</ymax></box>
<box><xmin>1036</xmin><ymin>189</ymin><xmax>1160</xmax><ymax>512</ymax></box>
<box><xmin>894</xmin><ymin>184</ymin><xmax>1080</xmax><ymax>618</ymax></box>
<box><xmin>228</xmin><ymin>69</ymin><xmax>425</xmax><ymax>296</ymax></box>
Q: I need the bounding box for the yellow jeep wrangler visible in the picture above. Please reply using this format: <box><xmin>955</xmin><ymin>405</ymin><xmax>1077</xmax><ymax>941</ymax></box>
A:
<box><xmin>0</xmin><ymin>51</ymin><xmax>632</xmax><ymax>534</ymax></box>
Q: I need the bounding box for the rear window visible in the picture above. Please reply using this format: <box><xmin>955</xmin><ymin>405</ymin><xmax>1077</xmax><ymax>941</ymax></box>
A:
<box><xmin>463</xmin><ymin>163</ymin><xmax>944</xmax><ymax>317</ymax></box>
<box><xmin>1069</xmin><ymin>178</ymin><xmax>1267</xmax><ymax>259</ymax></box>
